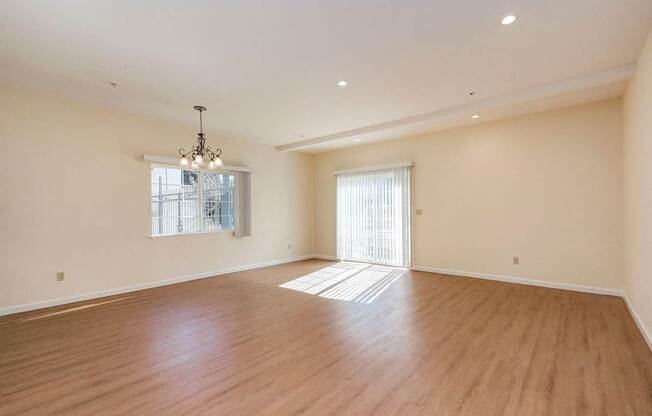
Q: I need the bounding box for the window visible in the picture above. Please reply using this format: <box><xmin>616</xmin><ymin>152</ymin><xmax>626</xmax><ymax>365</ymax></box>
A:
<box><xmin>151</xmin><ymin>167</ymin><xmax>235</xmax><ymax>236</ymax></box>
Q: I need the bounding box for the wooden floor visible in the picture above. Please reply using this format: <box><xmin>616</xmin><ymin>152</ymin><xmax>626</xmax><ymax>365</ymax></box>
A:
<box><xmin>1</xmin><ymin>259</ymin><xmax>651</xmax><ymax>416</ymax></box>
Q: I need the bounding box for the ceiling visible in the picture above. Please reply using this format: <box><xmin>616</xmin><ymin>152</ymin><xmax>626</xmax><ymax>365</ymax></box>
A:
<box><xmin>1</xmin><ymin>1</ymin><xmax>651</xmax><ymax>153</ymax></box>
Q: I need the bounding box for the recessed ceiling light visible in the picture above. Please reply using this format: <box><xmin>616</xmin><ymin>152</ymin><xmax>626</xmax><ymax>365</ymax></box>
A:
<box><xmin>501</xmin><ymin>15</ymin><xmax>516</xmax><ymax>25</ymax></box>
<box><xmin>337</xmin><ymin>80</ymin><xmax>348</xmax><ymax>87</ymax></box>
<box><xmin>354</xmin><ymin>138</ymin><xmax>361</xmax><ymax>142</ymax></box>
<box><xmin>472</xmin><ymin>114</ymin><xmax>480</xmax><ymax>119</ymax></box>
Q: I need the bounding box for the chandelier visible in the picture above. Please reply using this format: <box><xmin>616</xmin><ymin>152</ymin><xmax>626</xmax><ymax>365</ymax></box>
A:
<box><xmin>178</xmin><ymin>106</ymin><xmax>223</xmax><ymax>169</ymax></box>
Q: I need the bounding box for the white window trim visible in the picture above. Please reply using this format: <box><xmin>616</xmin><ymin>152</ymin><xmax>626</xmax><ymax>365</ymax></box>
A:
<box><xmin>147</xmin><ymin>162</ymin><xmax>238</xmax><ymax>239</ymax></box>
<box><xmin>143</xmin><ymin>154</ymin><xmax>252</xmax><ymax>173</ymax></box>
<box><xmin>333</xmin><ymin>161</ymin><xmax>413</xmax><ymax>176</ymax></box>
<box><xmin>148</xmin><ymin>229</ymin><xmax>231</xmax><ymax>239</ymax></box>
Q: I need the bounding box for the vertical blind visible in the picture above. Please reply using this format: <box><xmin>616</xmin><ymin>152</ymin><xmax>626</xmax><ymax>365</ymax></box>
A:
<box><xmin>234</xmin><ymin>171</ymin><xmax>252</xmax><ymax>237</ymax></box>
<box><xmin>336</xmin><ymin>165</ymin><xmax>411</xmax><ymax>267</ymax></box>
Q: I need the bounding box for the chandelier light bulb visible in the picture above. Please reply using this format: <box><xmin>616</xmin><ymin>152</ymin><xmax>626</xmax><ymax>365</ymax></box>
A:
<box><xmin>208</xmin><ymin>159</ymin><xmax>216</xmax><ymax>169</ymax></box>
<box><xmin>180</xmin><ymin>155</ymin><xmax>189</xmax><ymax>166</ymax></box>
<box><xmin>191</xmin><ymin>161</ymin><xmax>199</xmax><ymax>169</ymax></box>
<box><xmin>194</xmin><ymin>154</ymin><xmax>203</xmax><ymax>165</ymax></box>
<box><xmin>214</xmin><ymin>156</ymin><xmax>224</xmax><ymax>166</ymax></box>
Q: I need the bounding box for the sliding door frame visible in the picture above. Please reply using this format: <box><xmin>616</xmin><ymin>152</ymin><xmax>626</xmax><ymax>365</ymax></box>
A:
<box><xmin>334</xmin><ymin>161</ymin><xmax>413</xmax><ymax>268</ymax></box>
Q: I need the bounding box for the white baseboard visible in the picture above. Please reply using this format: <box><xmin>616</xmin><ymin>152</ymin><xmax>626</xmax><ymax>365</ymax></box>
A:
<box><xmin>622</xmin><ymin>293</ymin><xmax>652</xmax><ymax>352</ymax></box>
<box><xmin>312</xmin><ymin>254</ymin><xmax>338</xmax><ymax>261</ymax></box>
<box><xmin>0</xmin><ymin>254</ymin><xmax>314</xmax><ymax>317</ymax></box>
<box><xmin>410</xmin><ymin>265</ymin><xmax>623</xmax><ymax>296</ymax></box>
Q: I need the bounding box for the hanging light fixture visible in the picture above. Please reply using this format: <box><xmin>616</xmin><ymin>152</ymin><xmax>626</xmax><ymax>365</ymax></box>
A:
<box><xmin>178</xmin><ymin>106</ymin><xmax>223</xmax><ymax>169</ymax></box>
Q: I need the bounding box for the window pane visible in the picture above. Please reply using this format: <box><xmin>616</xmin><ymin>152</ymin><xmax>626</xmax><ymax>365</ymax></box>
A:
<box><xmin>202</xmin><ymin>172</ymin><xmax>235</xmax><ymax>231</ymax></box>
<box><xmin>151</xmin><ymin>167</ymin><xmax>235</xmax><ymax>236</ymax></box>
<box><xmin>151</xmin><ymin>167</ymin><xmax>199</xmax><ymax>235</ymax></box>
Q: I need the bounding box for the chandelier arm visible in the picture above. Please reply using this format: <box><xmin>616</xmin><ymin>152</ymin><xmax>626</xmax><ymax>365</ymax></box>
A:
<box><xmin>178</xmin><ymin>148</ymin><xmax>192</xmax><ymax>157</ymax></box>
<box><xmin>208</xmin><ymin>149</ymin><xmax>222</xmax><ymax>159</ymax></box>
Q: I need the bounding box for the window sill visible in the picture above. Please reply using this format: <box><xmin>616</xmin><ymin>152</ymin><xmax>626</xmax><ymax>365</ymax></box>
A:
<box><xmin>148</xmin><ymin>229</ymin><xmax>234</xmax><ymax>239</ymax></box>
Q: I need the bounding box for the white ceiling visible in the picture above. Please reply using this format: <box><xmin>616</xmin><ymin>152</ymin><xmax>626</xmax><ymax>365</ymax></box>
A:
<box><xmin>1</xmin><ymin>1</ymin><xmax>651</xmax><ymax>153</ymax></box>
<box><xmin>297</xmin><ymin>80</ymin><xmax>630</xmax><ymax>153</ymax></box>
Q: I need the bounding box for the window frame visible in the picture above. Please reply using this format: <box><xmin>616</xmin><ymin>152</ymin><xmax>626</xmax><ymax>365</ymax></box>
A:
<box><xmin>148</xmin><ymin>163</ymin><xmax>236</xmax><ymax>238</ymax></box>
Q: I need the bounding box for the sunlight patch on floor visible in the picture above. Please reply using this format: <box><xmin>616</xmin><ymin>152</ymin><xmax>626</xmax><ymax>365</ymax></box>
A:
<box><xmin>17</xmin><ymin>297</ymin><xmax>129</xmax><ymax>322</ymax></box>
<box><xmin>279</xmin><ymin>262</ymin><xmax>406</xmax><ymax>304</ymax></box>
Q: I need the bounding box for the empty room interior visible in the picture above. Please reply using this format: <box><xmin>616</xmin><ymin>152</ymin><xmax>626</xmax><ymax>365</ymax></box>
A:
<box><xmin>2</xmin><ymin>1</ymin><xmax>652</xmax><ymax>415</ymax></box>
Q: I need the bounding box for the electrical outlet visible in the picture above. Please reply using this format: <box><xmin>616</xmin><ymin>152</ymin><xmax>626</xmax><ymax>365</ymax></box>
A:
<box><xmin>513</xmin><ymin>257</ymin><xmax>520</xmax><ymax>265</ymax></box>
<box><xmin>415</xmin><ymin>208</ymin><xmax>423</xmax><ymax>216</ymax></box>
<box><xmin>56</xmin><ymin>271</ymin><xmax>65</xmax><ymax>281</ymax></box>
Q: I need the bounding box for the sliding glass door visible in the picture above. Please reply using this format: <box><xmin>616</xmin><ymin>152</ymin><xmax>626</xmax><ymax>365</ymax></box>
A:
<box><xmin>336</xmin><ymin>165</ymin><xmax>411</xmax><ymax>267</ymax></box>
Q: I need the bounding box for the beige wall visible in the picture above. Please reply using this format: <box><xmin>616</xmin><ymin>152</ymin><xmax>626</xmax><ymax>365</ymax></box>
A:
<box><xmin>0</xmin><ymin>86</ymin><xmax>313</xmax><ymax>309</ymax></box>
<box><xmin>624</xmin><ymin>30</ymin><xmax>652</xmax><ymax>338</ymax></box>
<box><xmin>314</xmin><ymin>100</ymin><xmax>624</xmax><ymax>289</ymax></box>
<box><xmin>0</xmin><ymin>84</ymin><xmax>630</xmax><ymax>311</ymax></box>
